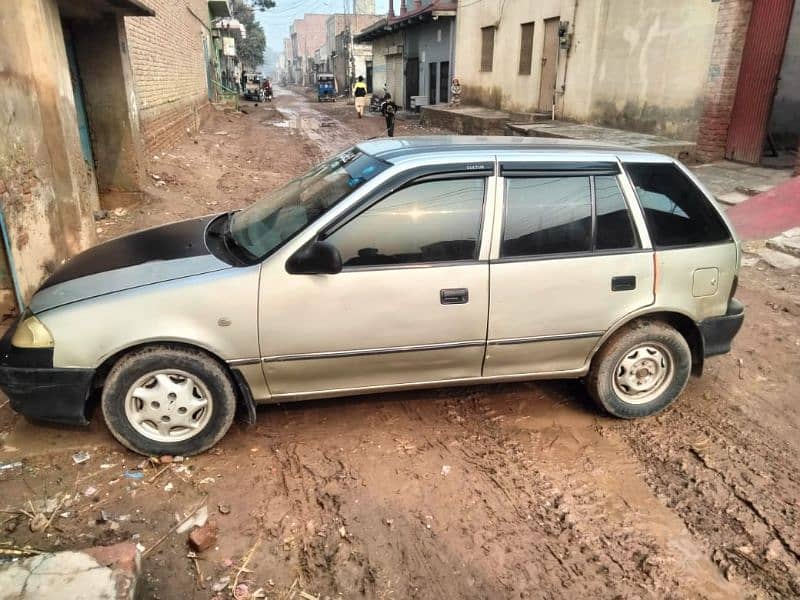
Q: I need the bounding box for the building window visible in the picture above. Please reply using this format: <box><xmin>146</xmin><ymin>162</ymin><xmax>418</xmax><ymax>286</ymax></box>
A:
<box><xmin>480</xmin><ymin>26</ymin><xmax>495</xmax><ymax>72</ymax></box>
<box><xmin>519</xmin><ymin>22</ymin><xmax>535</xmax><ymax>75</ymax></box>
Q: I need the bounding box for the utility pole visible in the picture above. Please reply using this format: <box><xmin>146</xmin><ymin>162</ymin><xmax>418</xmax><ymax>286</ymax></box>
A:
<box><xmin>349</xmin><ymin>0</ymin><xmax>356</xmax><ymax>94</ymax></box>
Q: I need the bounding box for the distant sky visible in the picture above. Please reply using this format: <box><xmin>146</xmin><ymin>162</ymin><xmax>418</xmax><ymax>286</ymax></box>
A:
<box><xmin>256</xmin><ymin>0</ymin><xmax>390</xmax><ymax>56</ymax></box>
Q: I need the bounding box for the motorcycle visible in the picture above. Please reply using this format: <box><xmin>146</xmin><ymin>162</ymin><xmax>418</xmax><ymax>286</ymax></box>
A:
<box><xmin>369</xmin><ymin>94</ymin><xmax>382</xmax><ymax>112</ymax></box>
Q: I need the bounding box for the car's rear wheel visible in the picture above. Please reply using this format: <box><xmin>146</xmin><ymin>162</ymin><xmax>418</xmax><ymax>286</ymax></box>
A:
<box><xmin>586</xmin><ymin>320</ymin><xmax>691</xmax><ymax>418</ymax></box>
<box><xmin>102</xmin><ymin>346</ymin><xmax>236</xmax><ymax>456</ymax></box>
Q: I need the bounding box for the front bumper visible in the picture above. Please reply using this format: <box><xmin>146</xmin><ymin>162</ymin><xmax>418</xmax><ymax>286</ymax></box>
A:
<box><xmin>0</xmin><ymin>321</ymin><xmax>94</xmax><ymax>425</ymax></box>
<box><xmin>699</xmin><ymin>298</ymin><xmax>745</xmax><ymax>357</ymax></box>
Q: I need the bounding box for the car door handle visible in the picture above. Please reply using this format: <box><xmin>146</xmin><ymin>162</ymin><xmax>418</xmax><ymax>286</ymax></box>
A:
<box><xmin>440</xmin><ymin>288</ymin><xmax>469</xmax><ymax>305</ymax></box>
<box><xmin>611</xmin><ymin>276</ymin><xmax>636</xmax><ymax>292</ymax></box>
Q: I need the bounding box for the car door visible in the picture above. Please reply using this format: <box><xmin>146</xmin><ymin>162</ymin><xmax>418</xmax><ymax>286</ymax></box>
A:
<box><xmin>258</xmin><ymin>169</ymin><xmax>494</xmax><ymax>398</ymax></box>
<box><xmin>484</xmin><ymin>158</ymin><xmax>655</xmax><ymax>377</ymax></box>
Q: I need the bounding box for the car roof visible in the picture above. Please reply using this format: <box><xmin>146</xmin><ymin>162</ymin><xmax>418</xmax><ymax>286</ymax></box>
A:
<box><xmin>356</xmin><ymin>136</ymin><xmax>671</xmax><ymax>163</ymax></box>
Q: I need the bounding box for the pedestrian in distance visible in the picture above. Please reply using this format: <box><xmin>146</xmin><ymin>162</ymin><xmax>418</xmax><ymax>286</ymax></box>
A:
<box><xmin>353</xmin><ymin>75</ymin><xmax>368</xmax><ymax>118</ymax></box>
<box><xmin>380</xmin><ymin>93</ymin><xmax>398</xmax><ymax>137</ymax></box>
<box><xmin>450</xmin><ymin>77</ymin><xmax>462</xmax><ymax>107</ymax></box>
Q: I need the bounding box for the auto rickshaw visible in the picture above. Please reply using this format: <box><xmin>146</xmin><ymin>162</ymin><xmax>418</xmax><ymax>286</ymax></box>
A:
<box><xmin>243</xmin><ymin>73</ymin><xmax>265</xmax><ymax>102</ymax></box>
<box><xmin>317</xmin><ymin>74</ymin><xmax>336</xmax><ymax>102</ymax></box>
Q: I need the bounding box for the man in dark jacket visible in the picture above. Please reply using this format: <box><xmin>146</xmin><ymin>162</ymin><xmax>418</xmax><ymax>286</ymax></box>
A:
<box><xmin>380</xmin><ymin>93</ymin><xmax>398</xmax><ymax>137</ymax></box>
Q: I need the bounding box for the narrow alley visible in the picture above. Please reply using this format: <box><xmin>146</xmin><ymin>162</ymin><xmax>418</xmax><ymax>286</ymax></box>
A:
<box><xmin>1</xmin><ymin>88</ymin><xmax>799</xmax><ymax>600</ymax></box>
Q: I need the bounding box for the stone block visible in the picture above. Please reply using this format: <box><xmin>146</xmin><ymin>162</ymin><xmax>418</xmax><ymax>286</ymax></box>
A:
<box><xmin>0</xmin><ymin>543</ymin><xmax>140</xmax><ymax>600</ymax></box>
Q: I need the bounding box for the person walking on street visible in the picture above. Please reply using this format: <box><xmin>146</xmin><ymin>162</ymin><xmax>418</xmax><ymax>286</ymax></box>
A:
<box><xmin>380</xmin><ymin>93</ymin><xmax>398</xmax><ymax>137</ymax></box>
<box><xmin>353</xmin><ymin>76</ymin><xmax>368</xmax><ymax>118</ymax></box>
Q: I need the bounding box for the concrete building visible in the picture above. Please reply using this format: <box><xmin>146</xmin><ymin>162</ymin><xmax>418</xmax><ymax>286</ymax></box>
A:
<box><xmin>290</xmin><ymin>14</ymin><xmax>328</xmax><ymax>86</ymax></box>
<box><xmin>355</xmin><ymin>0</ymin><xmax>457</xmax><ymax>108</ymax></box>
<box><xmin>0</xmin><ymin>0</ymin><xmax>230</xmax><ymax>314</ymax></box>
<box><xmin>325</xmin><ymin>13</ymin><xmax>383</xmax><ymax>92</ymax></box>
<box><xmin>0</xmin><ymin>0</ymin><xmax>151</xmax><ymax>312</ymax></box>
<box><xmin>453</xmin><ymin>0</ymin><xmax>800</xmax><ymax>166</ymax></box>
<box><xmin>125</xmin><ymin>0</ymin><xmax>231</xmax><ymax>155</ymax></box>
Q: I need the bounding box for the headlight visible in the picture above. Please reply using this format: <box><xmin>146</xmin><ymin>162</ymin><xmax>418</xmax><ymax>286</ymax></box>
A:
<box><xmin>11</xmin><ymin>313</ymin><xmax>54</xmax><ymax>348</ymax></box>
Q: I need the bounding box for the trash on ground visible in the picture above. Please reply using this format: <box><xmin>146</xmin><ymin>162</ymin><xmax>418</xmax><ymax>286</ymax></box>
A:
<box><xmin>176</xmin><ymin>505</ymin><xmax>209</xmax><ymax>534</ymax></box>
<box><xmin>84</xmin><ymin>486</ymin><xmax>98</xmax><ymax>497</ymax></box>
<box><xmin>163</xmin><ymin>482</ymin><xmax>174</xmax><ymax>492</ymax></box>
<box><xmin>441</xmin><ymin>464</ymin><xmax>452</xmax><ymax>476</ymax></box>
<box><xmin>218</xmin><ymin>504</ymin><xmax>230</xmax><ymax>515</ymax></box>
<box><xmin>212</xmin><ymin>576</ymin><xmax>230</xmax><ymax>592</ymax></box>
<box><xmin>0</xmin><ymin>461</ymin><xmax>23</xmax><ymax>471</ymax></box>
<box><xmin>123</xmin><ymin>470</ymin><xmax>144</xmax><ymax>480</ymax></box>
<box><xmin>72</xmin><ymin>451</ymin><xmax>90</xmax><ymax>465</ymax></box>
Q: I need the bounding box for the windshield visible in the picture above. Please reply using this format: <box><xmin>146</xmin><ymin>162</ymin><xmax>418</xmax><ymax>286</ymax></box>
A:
<box><xmin>228</xmin><ymin>149</ymin><xmax>388</xmax><ymax>261</ymax></box>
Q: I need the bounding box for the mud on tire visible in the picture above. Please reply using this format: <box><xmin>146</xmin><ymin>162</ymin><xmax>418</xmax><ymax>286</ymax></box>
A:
<box><xmin>101</xmin><ymin>345</ymin><xmax>237</xmax><ymax>456</ymax></box>
<box><xmin>587</xmin><ymin>320</ymin><xmax>692</xmax><ymax>419</ymax></box>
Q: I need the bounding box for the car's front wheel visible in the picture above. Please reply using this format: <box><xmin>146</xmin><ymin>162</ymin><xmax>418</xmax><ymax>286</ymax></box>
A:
<box><xmin>102</xmin><ymin>346</ymin><xmax>236</xmax><ymax>456</ymax></box>
<box><xmin>586</xmin><ymin>320</ymin><xmax>691</xmax><ymax>418</ymax></box>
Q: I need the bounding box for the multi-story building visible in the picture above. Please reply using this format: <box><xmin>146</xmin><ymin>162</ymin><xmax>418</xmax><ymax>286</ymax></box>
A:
<box><xmin>325</xmin><ymin>12</ymin><xmax>383</xmax><ymax>92</ymax></box>
<box><xmin>454</xmin><ymin>0</ymin><xmax>800</xmax><ymax>165</ymax></box>
<box><xmin>355</xmin><ymin>0</ymin><xmax>458</xmax><ymax>108</ymax></box>
<box><xmin>289</xmin><ymin>14</ymin><xmax>328</xmax><ymax>86</ymax></box>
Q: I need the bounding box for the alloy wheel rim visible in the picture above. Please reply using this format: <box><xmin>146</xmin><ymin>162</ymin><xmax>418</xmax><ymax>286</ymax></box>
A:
<box><xmin>611</xmin><ymin>343</ymin><xmax>674</xmax><ymax>405</ymax></box>
<box><xmin>124</xmin><ymin>369</ymin><xmax>213</xmax><ymax>443</ymax></box>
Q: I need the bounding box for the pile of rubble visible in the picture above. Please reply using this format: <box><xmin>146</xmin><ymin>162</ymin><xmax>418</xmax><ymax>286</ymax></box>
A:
<box><xmin>743</xmin><ymin>227</ymin><xmax>800</xmax><ymax>270</ymax></box>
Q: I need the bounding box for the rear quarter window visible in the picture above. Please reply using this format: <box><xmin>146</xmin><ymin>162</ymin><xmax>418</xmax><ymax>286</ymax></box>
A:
<box><xmin>625</xmin><ymin>162</ymin><xmax>731</xmax><ymax>248</ymax></box>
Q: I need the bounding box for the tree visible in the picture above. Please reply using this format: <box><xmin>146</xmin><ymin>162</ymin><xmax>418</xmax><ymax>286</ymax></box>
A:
<box><xmin>229</xmin><ymin>0</ymin><xmax>270</xmax><ymax>70</ymax></box>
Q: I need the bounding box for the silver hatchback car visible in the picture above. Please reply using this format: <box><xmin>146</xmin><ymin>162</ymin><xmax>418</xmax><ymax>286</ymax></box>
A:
<box><xmin>0</xmin><ymin>138</ymin><xmax>744</xmax><ymax>455</ymax></box>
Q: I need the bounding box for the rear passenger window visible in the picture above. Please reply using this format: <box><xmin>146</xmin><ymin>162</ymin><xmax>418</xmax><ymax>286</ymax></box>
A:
<box><xmin>595</xmin><ymin>176</ymin><xmax>636</xmax><ymax>250</ymax></box>
<box><xmin>502</xmin><ymin>177</ymin><xmax>592</xmax><ymax>257</ymax></box>
<box><xmin>626</xmin><ymin>163</ymin><xmax>730</xmax><ymax>247</ymax></box>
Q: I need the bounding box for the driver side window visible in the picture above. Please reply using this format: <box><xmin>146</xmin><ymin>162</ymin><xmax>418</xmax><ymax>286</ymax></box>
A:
<box><xmin>325</xmin><ymin>178</ymin><xmax>486</xmax><ymax>267</ymax></box>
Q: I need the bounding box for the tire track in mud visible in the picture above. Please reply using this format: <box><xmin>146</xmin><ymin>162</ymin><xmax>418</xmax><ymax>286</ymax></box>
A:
<box><xmin>269</xmin><ymin>442</ymin><xmax>378</xmax><ymax>596</ymax></box>
<box><xmin>618</xmin><ymin>396</ymin><xmax>800</xmax><ymax>598</ymax></box>
<box><xmin>427</xmin><ymin>387</ymin><xmax>739</xmax><ymax>599</ymax></box>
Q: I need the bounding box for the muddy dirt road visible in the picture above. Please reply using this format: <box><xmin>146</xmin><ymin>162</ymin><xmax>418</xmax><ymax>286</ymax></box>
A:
<box><xmin>1</xmin><ymin>88</ymin><xmax>799</xmax><ymax>599</ymax></box>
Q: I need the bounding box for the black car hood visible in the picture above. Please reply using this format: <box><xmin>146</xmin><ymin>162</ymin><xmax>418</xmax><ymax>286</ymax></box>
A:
<box><xmin>31</xmin><ymin>215</ymin><xmax>231</xmax><ymax>313</ymax></box>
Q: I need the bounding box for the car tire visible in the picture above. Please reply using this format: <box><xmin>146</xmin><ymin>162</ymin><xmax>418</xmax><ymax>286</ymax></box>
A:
<box><xmin>586</xmin><ymin>320</ymin><xmax>691</xmax><ymax>418</ymax></box>
<box><xmin>101</xmin><ymin>346</ymin><xmax>237</xmax><ymax>456</ymax></box>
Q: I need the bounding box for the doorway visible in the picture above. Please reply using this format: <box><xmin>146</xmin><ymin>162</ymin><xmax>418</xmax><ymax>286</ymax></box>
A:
<box><xmin>406</xmin><ymin>57</ymin><xmax>419</xmax><ymax>109</ymax></box>
<box><xmin>429</xmin><ymin>62</ymin><xmax>437</xmax><ymax>104</ymax></box>
<box><xmin>439</xmin><ymin>61</ymin><xmax>449</xmax><ymax>103</ymax></box>
<box><xmin>63</xmin><ymin>23</ymin><xmax>94</xmax><ymax>168</ymax></box>
<box><xmin>725</xmin><ymin>0</ymin><xmax>795</xmax><ymax>164</ymax></box>
<box><xmin>538</xmin><ymin>17</ymin><xmax>560</xmax><ymax>112</ymax></box>
<box><xmin>366</xmin><ymin>60</ymin><xmax>373</xmax><ymax>92</ymax></box>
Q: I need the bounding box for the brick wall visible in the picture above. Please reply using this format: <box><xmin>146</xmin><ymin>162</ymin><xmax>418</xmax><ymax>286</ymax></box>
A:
<box><xmin>124</xmin><ymin>0</ymin><xmax>211</xmax><ymax>154</ymax></box>
<box><xmin>696</xmin><ymin>0</ymin><xmax>753</xmax><ymax>163</ymax></box>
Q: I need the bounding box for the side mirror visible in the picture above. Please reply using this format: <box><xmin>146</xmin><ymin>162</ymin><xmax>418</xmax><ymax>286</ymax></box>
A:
<box><xmin>286</xmin><ymin>240</ymin><xmax>342</xmax><ymax>275</ymax></box>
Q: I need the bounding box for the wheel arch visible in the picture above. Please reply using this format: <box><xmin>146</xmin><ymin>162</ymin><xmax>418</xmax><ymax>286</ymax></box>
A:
<box><xmin>88</xmin><ymin>340</ymin><xmax>257</xmax><ymax>424</ymax></box>
<box><xmin>589</xmin><ymin>309</ymin><xmax>704</xmax><ymax>376</ymax></box>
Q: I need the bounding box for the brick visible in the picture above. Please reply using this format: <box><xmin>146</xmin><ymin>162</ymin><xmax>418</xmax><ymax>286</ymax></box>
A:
<box><xmin>124</xmin><ymin>0</ymin><xmax>211</xmax><ymax>153</ymax></box>
<box><xmin>696</xmin><ymin>0</ymin><xmax>754</xmax><ymax>161</ymax></box>
<box><xmin>188</xmin><ymin>521</ymin><xmax>218</xmax><ymax>552</ymax></box>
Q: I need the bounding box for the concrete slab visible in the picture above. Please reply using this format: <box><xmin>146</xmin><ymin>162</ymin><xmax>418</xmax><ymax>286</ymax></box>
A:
<box><xmin>420</xmin><ymin>105</ymin><xmax>515</xmax><ymax>135</ymax></box>
<box><xmin>506</xmin><ymin>121</ymin><xmax>695</xmax><ymax>159</ymax></box>
<box><xmin>717</xmin><ymin>191</ymin><xmax>751</xmax><ymax>206</ymax></box>
<box><xmin>690</xmin><ymin>161</ymin><xmax>792</xmax><ymax>201</ymax></box>
<box><xmin>766</xmin><ymin>227</ymin><xmax>800</xmax><ymax>259</ymax></box>
<box><xmin>0</xmin><ymin>543</ymin><xmax>139</xmax><ymax>600</ymax></box>
<box><xmin>753</xmin><ymin>248</ymin><xmax>800</xmax><ymax>270</ymax></box>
